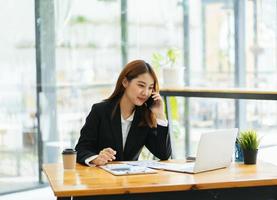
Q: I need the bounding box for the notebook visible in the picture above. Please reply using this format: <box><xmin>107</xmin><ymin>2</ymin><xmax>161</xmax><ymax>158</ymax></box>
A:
<box><xmin>100</xmin><ymin>163</ymin><xmax>157</xmax><ymax>176</ymax></box>
<box><xmin>126</xmin><ymin>128</ymin><xmax>238</xmax><ymax>174</ymax></box>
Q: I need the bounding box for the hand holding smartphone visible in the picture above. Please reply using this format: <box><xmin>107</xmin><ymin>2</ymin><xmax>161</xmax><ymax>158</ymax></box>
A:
<box><xmin>145</xmin><ymin>92</ymin><xmax>166</xmax><ymax>120</ymax></box>
<box><xmin>145</xmin><ymin>95</ymin><xmax>154</xmax><ymax>109</ymax></box>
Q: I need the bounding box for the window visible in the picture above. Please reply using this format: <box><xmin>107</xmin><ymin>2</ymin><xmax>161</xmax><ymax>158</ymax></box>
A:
<box><xmin>0</xmin><ymin>0</ymin><xmax>37</xmax><ymax>194</ymax></box>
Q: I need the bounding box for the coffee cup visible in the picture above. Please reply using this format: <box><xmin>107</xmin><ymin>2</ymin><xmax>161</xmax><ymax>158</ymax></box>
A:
<box><xmin>62</xmin><ymin>148</ymin><xmax>77</xmax><ymax>170</ymax></box>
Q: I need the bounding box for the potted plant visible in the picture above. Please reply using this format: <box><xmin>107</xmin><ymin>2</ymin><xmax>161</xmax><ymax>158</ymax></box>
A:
<box><xmin>151</xmin><ymin>48</ymin><xmax>185</xmax><ymax>88</ymax></box>
<box><xmin>238</xmin><ymin>130</ymin><xmax>260</xmax><ymax>164</ymax></box>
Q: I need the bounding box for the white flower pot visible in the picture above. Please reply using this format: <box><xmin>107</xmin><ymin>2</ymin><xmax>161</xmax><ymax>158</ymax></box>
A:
<box><xmin>162</xmin><ymin>67</ymin><xmax>185</xmax><ymax>88</ymax></box>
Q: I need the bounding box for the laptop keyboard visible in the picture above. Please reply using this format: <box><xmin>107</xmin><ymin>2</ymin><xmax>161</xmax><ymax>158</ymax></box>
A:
<box><xmin>160</xmin><ymin>162</ymin><xmax>195</xmax><ymax>172</ymax></box>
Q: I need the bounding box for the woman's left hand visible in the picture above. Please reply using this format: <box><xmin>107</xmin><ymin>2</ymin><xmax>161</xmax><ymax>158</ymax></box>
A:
<box><xmin>150</xmin><ymin>92</ymin><xmax>166</xmax><ymax>120</ymax></box>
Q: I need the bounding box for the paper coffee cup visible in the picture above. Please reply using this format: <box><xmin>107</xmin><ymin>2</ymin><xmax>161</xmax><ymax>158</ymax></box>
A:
<box><xmin>62</xmin><ymin>148</ymin><xmax>77</xmax><ymax>170</ymax></box>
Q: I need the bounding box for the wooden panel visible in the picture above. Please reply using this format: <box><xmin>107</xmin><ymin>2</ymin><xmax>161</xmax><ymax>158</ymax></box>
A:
<box><xmin>160</xmin><ymin>87</ymin><xmax>277</xmax><ymax>95</ymax></box>
<box><xmin>43</xmin><ymin>161</ymin><xmax>277</xmax><ymax>197</ymax></box>
<box><xmin>160</xmin><ymin>87</ymin><xmax>277</xmax><ymax>100</ymax></box>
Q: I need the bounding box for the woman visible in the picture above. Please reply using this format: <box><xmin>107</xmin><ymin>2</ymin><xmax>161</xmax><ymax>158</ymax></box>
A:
<box><xmin>75</xmin><ymin>60</ymin><xmax>171</xmax><ymax>166</ymax></box>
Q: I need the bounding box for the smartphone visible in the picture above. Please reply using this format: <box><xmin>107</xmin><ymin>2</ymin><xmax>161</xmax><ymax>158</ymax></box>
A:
<box><xmin>145</xmin><ymin>95</ymin><xmax>154</xmax><ymax>109</ymax></box>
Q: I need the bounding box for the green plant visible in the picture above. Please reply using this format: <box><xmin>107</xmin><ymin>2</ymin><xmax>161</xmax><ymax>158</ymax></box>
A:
<box><xmin>70</xmin><ymin>15</ymin><xmax>90</xmax><ymax>25</ymax></box>
<box><xmin>151</xmin><ymin>48</ymin><xmax>181</xmax><ymax>69</ymax></box>
<box><xmin>166</xmin><ymin>48</ymin><xmax>181</xmax><ymax>67</ymax></box>
<box><xmin>152</xmin><ymin>48</ymin><xmax>182</xmax><ymax>121</ymax></box>
<box><xmin>238</xmin><ymin>130</ymin><xmax>260</xmax><ymax>150</ymax></box>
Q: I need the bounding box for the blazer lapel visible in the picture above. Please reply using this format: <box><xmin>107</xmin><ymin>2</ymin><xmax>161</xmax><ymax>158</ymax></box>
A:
<box><xmin>123</xmin><ymin>107</ymin><xmax>141</xmax><ymax>159</ymax></box>
<box><xmin>108</xmin><ymin>101</ymin><xmax>124</xmax><ymax>160</ymax></box>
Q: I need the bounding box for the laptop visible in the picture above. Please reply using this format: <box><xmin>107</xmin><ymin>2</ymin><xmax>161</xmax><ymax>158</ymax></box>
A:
<box><xmin>168</xmin><ymin>128</ymin><xmax>238</xmax><ymax>173</ymax></box>
<box><xmin>127</xmin><ymin>129</ymin><xmax>238</xmax><ymax>174</ymax></box>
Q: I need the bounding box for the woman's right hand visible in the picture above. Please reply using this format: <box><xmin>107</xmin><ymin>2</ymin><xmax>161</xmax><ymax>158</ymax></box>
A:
<box><xmin>91</xmin><ymin>148</ymin><xmax>117</xmax><ymax>166</ymax></box>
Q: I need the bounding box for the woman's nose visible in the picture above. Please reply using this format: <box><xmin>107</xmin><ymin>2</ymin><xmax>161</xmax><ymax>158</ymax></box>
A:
<box><xmin>143</xmin><ymin>88</ymin><xmax>152</xmax><ymax>96</ymax></box>
<box><xmin>142</xmin><ymin>88</ymin><xmax>149</xmax><ymax>96</ymax></box>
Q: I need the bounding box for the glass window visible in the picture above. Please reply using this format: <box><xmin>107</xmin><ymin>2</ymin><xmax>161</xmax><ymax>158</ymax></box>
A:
<box><xmin>0</xmin><ymin>0</ymin><xmax>37</xmax><ymax>194</ymax></box>
<box><xmin>42</xmin><ymin>0</ymin><xmax>120</xmax><ymax>164</ymax></box>
<box><xmin>183</xmin><ymin>0</ymin><xmax>277</xmax><ymax>162</ymax></box>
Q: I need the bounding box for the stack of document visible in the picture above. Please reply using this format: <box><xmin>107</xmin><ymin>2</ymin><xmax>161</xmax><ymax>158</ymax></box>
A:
<box><xmin>100</xmin><ymin>163</ymin><xmax>157</xmax><ymax>176</ymax></box>
<box><xmin>101</xmin><ymin>160</ymin><xmax>196</xmax><ymax>175</ymax></box>
<box><xmin>124</xmin><ymin>160</ymin><xmax>195</xmax><ymax>172</ymax></box>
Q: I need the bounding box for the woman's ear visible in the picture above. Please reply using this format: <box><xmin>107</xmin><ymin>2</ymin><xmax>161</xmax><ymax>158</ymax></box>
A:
<box><xmin>122</xmin><ymin>78</ymin><xmax>129</xmax><ymax>88</ymax></box>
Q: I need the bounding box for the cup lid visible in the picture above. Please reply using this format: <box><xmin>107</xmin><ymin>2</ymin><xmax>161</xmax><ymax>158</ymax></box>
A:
<box><xmin>62</xmin><ymin>148</ymin><xmax>77</xmax><ymax>155</ymax></box>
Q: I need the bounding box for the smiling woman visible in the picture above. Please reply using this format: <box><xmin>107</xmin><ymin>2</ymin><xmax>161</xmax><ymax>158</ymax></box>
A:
<box><xmin>75</xmin><ymin>60</ymin><xmax>172</xmax><ymax>166</ymax></box>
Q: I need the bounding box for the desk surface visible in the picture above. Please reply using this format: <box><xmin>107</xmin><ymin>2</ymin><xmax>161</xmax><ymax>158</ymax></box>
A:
<box><xmin>43</xmin><ymin>160</ymin><xmax>277</xmax><ymax>197</ymax></box>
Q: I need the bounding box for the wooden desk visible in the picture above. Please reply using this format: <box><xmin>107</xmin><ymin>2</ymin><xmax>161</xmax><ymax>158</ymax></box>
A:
<box><xmin>43</xmin><ymin>161</ymin><xmax>277</xmax><ymax>200</ymax></box>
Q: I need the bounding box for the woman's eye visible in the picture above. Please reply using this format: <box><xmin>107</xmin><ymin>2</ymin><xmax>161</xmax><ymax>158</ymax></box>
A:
<box><xmin>138</xmin><ymin>84</ymin><xmax>145</xmax><ymax>88</ymax></box>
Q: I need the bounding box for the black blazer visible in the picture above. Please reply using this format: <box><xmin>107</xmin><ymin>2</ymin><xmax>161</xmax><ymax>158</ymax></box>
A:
<box><xmin>75</xmin><ymin>99</ymin><xmax>172</xmax><ymax>165</ymax></box>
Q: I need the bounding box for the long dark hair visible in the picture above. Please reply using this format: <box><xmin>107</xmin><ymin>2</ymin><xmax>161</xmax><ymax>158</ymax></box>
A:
<box><xmin>107</xmin><ymin>60</ymin><xmax>159</xmax><ymax>128</ymax></box>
